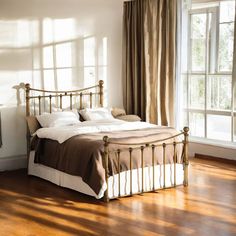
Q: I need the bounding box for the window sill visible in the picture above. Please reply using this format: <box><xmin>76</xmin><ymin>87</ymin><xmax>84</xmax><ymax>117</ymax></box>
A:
<box><xmin>189</xmin><ymin>136</ymin><xmax>236</xmax><ymax>150</ymax></box>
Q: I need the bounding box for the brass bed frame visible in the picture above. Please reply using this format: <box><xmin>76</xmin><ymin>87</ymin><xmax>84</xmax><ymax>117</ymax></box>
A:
<box><xmin>25</xmin><ymin>80</ymin><xmax>189</xmax><ymax>202</ymax></box>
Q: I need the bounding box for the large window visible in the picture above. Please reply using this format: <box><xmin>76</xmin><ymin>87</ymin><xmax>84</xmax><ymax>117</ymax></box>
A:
<box><xmin>179</xmin><ymin>0</ymin><xmax>235</xmax><ymax>143</ymax></box>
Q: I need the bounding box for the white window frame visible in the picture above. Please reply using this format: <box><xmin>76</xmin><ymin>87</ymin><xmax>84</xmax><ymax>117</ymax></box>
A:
<box><xmin>183</xmin><ymin>4</ymin><xmax>236</xmax><ymax>144</ymax></box>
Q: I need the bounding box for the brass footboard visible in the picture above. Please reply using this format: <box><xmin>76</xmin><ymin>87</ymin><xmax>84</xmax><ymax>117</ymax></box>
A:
<box><xmin>102</xmin><ymin>127</ymin><xmax>189</xmax><ymax>202</ymax></box>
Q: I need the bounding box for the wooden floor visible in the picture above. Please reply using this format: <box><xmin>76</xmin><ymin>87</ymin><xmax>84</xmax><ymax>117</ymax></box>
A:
<box><xmin>0</xmin><ymin>158</ymin><xmax>235</xmax><ymax>236</ymax></box>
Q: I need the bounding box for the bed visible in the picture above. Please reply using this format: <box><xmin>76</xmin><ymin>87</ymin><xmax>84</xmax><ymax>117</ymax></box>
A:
<box><xmin>25</xmin><ymin>80</ymin><xmax>189</xmax><ymax>202</ymax></box>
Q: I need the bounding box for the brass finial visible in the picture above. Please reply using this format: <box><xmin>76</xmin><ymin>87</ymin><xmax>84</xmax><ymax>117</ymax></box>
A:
<box><xmin>99</xmin><ymin>80</ymin><xmax>104</xmax><ymax>86</ymax></box>
<box><xmin>103</xmin><ymin>136</ymin><xmax>109</xmax><ymax>143</ymax></box>
<box><xmin>183</xmin><ymin>127</ymin><xmax>189</xmax><ymax>133</ymax></box>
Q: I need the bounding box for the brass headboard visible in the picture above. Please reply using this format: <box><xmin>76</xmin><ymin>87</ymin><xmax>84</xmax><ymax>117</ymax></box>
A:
<box><xmin>25</xmin><ymin>80</ymin><xmax>104</xmax><ymax>117</ymax></box>
<box><xmin>25</xmin><ymin>80</ymin><xmax>104</xmax><ymax>156</ymax></box>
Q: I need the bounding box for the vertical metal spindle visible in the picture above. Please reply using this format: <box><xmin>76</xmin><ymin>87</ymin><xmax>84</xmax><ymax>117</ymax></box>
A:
<box><xmin>152</xmin><ymin>144</ymin><xmax>155</xmax><ymax>191</ymax></box>
<box><xmin>141</xmin><ymin>146</ymin><xmax>144</xmax><ymax>193</ymax></box>
<box><xmin>25</xmin><ymin>84</ymin><xmax>30</xmax><ymax>117</ymax></box>
<box><xmin>25</xmin><ymin>83</ymin><xmax>30</xmax><ymax>157</ymax></box>
<box><xmin>129</xmin><ymin>147</ymin><xmax>133</xmax><ymax>195</ymax></box>
<box><xmin>49</xmin><ymin>95</ymin><xmax>52</xmax><ymax>113</ymax></box>
<box><xmin>60</xmin><ymin>94</ymin><xmax>62</xmax><ymax>109</ymax></box>
<box><xmin>90</xmin><ymin>92</ymin><xmax>93</xmax><ymax>108</ymax></box>
<box><xmin>117</xmin><ymin>149</ymin><xmax>121</xmax><ymax>197</ymax></box>
<box><xmin>38</xmin><ymin>95</ymin><xmax>41</xmax><ymax>115</ymax></box>
<box><xmin>103</xmin><ymin>136</ymin><xmax>109</xmax><ymax>202</ymax></box>
<box><xmin>80</xmin><ymin>93</ymin><xmax>83</xmax><ymax>109</ymax></box>
<box><xmin>99</xmin><ymin>80</ymin><xmax>104</xmax><ymax>107</ymax></box>
<box><xmin>183</xmin><ymin>127</ymin><xmax>189</xmax><ymax>186</ymax></box>
<box><xmin>70</xmin><ymin>93</ymin><xmax>72</xmax><ymax>110</ymax></box>
<box><xmin>33</xmin><ymin>98</ymin><xmax>36</xmax><ymax>116</ymax></box>
<box><xmin>173</xmin><ymin>142</ymin><xmax>177</xmax><ymax>187</ymax></box>
<box><xmin>163</xmin><ymin>143</ymin><xmax>166</xmax><ymax>188</ymax></box>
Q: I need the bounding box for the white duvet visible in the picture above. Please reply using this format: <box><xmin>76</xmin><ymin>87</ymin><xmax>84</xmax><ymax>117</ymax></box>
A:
<box><xmin>35</xmin><ymin>119</ymin><xmax>157</xmax><ymax>143</ymax></box>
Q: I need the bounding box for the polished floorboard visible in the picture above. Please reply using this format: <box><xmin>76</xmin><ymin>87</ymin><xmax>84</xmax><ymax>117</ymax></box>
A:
<box><xmin>0</xmin><ymin>158</ymin><xmax>235</xmax><ymax>236</ymax></box>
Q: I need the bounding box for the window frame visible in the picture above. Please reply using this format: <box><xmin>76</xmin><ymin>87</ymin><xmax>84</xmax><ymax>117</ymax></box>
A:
<box><xmin>183</xmin><ymin>3</ymin><xmax>236</xmax><ymax>143</ymax></box>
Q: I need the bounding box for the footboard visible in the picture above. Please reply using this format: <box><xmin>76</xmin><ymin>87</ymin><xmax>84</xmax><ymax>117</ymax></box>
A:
<box><xmin>102</xmin><ymin>127</ymin><xmax>189</xmax><ymax>202</ymax></box>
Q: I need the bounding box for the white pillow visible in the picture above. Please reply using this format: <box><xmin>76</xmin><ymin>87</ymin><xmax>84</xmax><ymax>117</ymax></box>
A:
<box><xmin>79</xmin><ymin>107</ymin><xmax>114</xmax><ymax>121</ymax></box>
<box><xmin>36</xmin><ymin>110</ymin><xmax>80</xmax><ymax>128</ymax></box>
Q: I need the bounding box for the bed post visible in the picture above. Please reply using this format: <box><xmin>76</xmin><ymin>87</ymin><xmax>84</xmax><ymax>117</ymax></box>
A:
<box><xmin>25</xmin><ymin>84</ymin><xmax>30</xmax><ymax>117</ymax></box>
<box><xmin>103</xmin><ymin>136</ymin><xmax>109</xmax><ymax>202</ymax></box>
<box><xmin>183</xmin><ymin>127</ymin><xmax>189</xmax><ymax>186</ymax></box>
<box><xmin>99</xmin><ymin>80</ymin><xmax>104</xmax><ymax>107</ymax></box>
<box><xmin>25</xmin><ymin>83</ymin><xmax>30</xmax><ymax>157</ymax></box>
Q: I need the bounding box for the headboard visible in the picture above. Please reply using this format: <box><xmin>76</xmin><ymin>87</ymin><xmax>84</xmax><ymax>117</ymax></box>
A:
<box><xmin>25</xmin><ymin>80</ymin><xmax>104</xmax><ymax>156</ymax></box>
<box><xmin>25</xmin><ymin>80</ymin><xmax>104</xmax><ymax>117</ymax></box>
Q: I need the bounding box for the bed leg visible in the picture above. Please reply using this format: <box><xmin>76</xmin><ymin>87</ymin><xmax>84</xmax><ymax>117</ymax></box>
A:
<box><xmin>183</xmin><ymin>127</ymin><xmax>189</xmax><ymax>187</ymax></box>
<box><xmin>103</xmin><ymin>136</ymin><xmax>109</xmax><ymax>203</ymax></box>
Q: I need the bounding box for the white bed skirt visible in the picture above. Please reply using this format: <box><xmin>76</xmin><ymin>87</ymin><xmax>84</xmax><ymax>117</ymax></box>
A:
<box><xmin>28</xmin><ymin>151</ymin><xmax>184</xmax><ymax>199</ymax></box>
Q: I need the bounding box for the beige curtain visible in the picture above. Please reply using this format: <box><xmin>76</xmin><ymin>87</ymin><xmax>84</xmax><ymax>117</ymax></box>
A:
<box><xmin>123</xmin><ymin>0</ymin><xmax>176</xmax><ymax>126</ymax></box>
<box><xmin>122</xmin><ymin>1</ymin><xmax>146</xmax><ymax>120</ymax></box>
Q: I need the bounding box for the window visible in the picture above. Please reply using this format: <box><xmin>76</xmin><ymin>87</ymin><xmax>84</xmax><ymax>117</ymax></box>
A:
<box><xmin>179</xmin><ymin>0</ymin><xmax>235</xmax><ymax>143</ymax></box>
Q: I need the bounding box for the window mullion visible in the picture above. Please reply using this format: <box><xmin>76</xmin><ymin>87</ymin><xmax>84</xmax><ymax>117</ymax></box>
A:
<box><xmin>215</xmin><ymin>7</ymin><xmax>220</xmax><ymax>73</ymax></box>
<box><xmin>204</xmin><ymin>11</ymin><xmax>210</xmax><ymax>138</ymax></box>
<box><xmin>187</xmin><ymin>13</ymin><xmax>192</xmax><ymax>130</ymax></box>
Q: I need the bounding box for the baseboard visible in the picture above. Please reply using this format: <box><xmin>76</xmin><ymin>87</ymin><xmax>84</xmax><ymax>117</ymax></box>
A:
<box><xmin>195</xmin><ymin>153</ymin><xmax>236</xmax><ymax>165</ymax></box>
<box><xmin>0</xmin><ymin>155</ymin><xmax>27</xmax><ymax>171</ymax></box>
<box><xmin>189</xmin><ymin>141</ymin><xmax>236</xmax><ymax>161</ymax></box>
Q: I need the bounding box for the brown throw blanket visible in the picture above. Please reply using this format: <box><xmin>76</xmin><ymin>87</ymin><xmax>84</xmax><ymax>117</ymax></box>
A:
<box><xmin>34</xmin><ymin>126</ymin><xmax>183</xmax><ymax>195</ymax></box>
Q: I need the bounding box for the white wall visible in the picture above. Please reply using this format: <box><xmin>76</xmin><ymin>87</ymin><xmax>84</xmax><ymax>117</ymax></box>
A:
<box><xmin>0</xmin><ymin>0</ymin><xmax>123</xmax><ymax>169</ymax></box>
<box><xmin>189</xmin><ymin>141</ymin><xmax>236</xmax><ymax>161</ymax></box>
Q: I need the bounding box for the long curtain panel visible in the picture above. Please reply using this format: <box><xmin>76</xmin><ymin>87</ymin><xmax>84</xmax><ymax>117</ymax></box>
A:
<box><xmin>122</xmin><ymin>0</ymin><xmax>176</xmax><ymax>126</ymax></box>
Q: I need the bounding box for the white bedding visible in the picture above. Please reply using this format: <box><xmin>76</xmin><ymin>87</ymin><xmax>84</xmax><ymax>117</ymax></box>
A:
<box><xmin>35</xmin><ymin>119</ymin><xmax>157</xmax><ymax>143</ymax></box>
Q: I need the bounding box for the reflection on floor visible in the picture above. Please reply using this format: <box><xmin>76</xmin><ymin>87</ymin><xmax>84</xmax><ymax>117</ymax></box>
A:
<box><xmin>0</xmin><ymin>158</ymin><xmax>235</xmax><ymax>236</ymax></box>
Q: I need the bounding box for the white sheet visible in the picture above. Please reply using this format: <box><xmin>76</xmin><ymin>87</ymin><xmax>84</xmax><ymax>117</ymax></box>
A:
<box><xmin>35</xmin><ymin>119</ymin><xmax>157</xmax><ymax>143</ymax></box>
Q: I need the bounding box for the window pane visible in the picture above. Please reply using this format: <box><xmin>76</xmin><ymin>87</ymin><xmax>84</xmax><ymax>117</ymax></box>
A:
<box><xmin>181</xmin><ymin>75</ymin><xmax>188</xmax><ymax>108</ymax></box>
<box><xmin>33</xmin><ymin>48</ymin><xmax>40</xmax><ymax>69</ymax></box>
<box><xmin>209</xmin><ymin>12</ymin><xmax>217</xmax><ymax>74</ymax></box>
<box><xmin>98</xmin><ymin>66</ymin><xmax>107</xmax><ymax>86</ymax></box>
<box><xmin>57</xmin><ymin>69</ymin><xmax>73</xmax><ymax>108</ymax></box>
<box><xmin>191</xmin><ymin>39</ymin><xmax>206</xmax><ymax>71</ymax></box>
<box><xmin>43</xmin><ymin>70</ymin><xmax>55</xmax><ymax>90</ymax></box>
<box><xmin>218</xmin><ymin>22</ymin><xmax>234</xmax><ymax>72</ymax></box>
<box><xmin>179</xmin><ymin>111</ymin><xmax>188</xmax><ymax>129</ymax></box>
<box><xmin>43</xmin><ymin>18</ymin><xmax>53</xmax><ymax>44</ymax></box>
<box><xmin>32</xmin><ymin>70</ymin><xmax>42</xmax><ymax>89</ymax></box>
<box><xmin>98</xmin><ymin>37</ymin><xmax>108</xmax><ymax>66</ymax></box>
<box><xmin>189</xmin><ymin>112</ymin><xmax>205</xmax><ymax>137</ymax></box>
<box><xmin>56</xmin><ymin>43</ymin><xmax>73</xmax><ymax>68</ymax></box>
<box><xmin>189</xmin><ymin>75</ymin><xmax>205</xmax><ymax>109</ymax></box>
<box><xmin>207</xmin><ymin>115</ymin><xmax>231</xmax><ymax>141</ymax></box>
<box><xmin>43</xmin><ymin>46</ymin><xmax>53</xmax><ymax>68</ymax></box>
<box><xmin>191</xmin><ymin>14</ymin><xmax>206</xmax><ymax>71</ymax></box>
<box><xmin>57</xmin><ymin>69</ymin><xmax>72</xmax><ymax>90</ymax></box>
<box><xmin>220</xmin><ymin>1</ymin><xmax>235</xmax><ymax>23</ymax></box>
<box><xmin>84</xmin><ymin>67</ymin><xmax>95</xmax><ymax>87</ymax></box>
<box><xmin>84</xmin><ymin>37</ymin><xmax>95</xmax><ymax>66</ymax></box>
<box><xmin>207</xmin><ymin>76</ymin><xmax>231</xmax><ymax>110</ymax></box>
